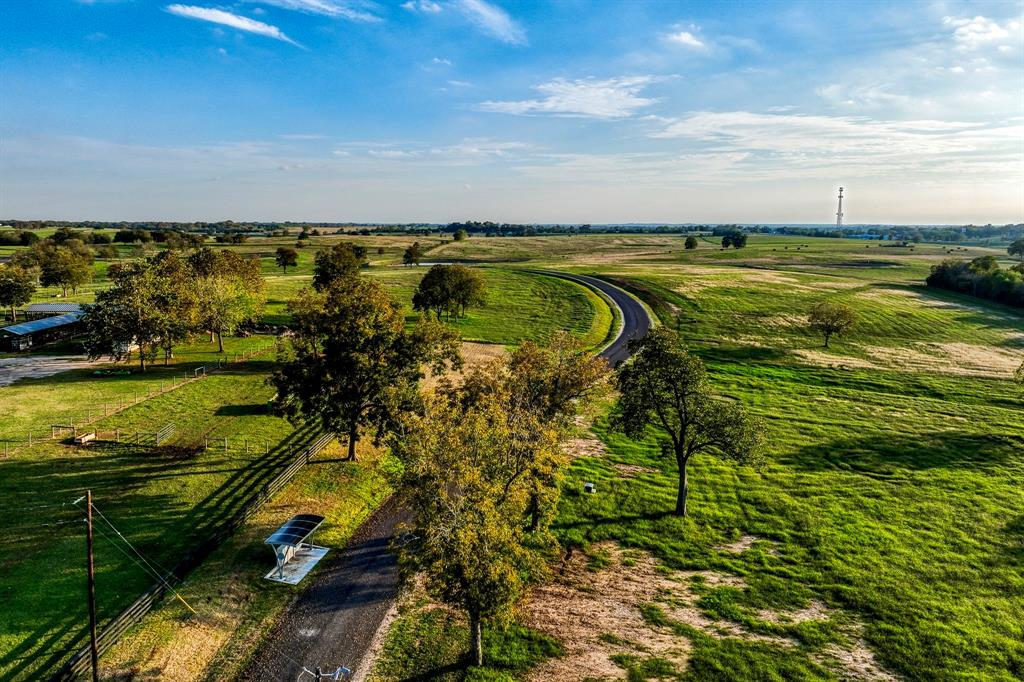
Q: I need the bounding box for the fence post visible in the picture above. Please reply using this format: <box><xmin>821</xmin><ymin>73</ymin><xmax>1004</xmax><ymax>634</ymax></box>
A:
<box><xmin>115</xmin><ymin>429</ymin><xmax>120</xmax><ymax>443</ymax></box>
<box><xmin>244</xmin><ymin>439</ymin><xmax>248</xmax><ymax>454</ymax></box>
<box><xmin>224</xmin><ymin>437</ymin><xmax>228</xmax><ymax>453</ymax></box>
<box><xmin>28</xmin><ymin>432</ymin><xmax>32</xmax><ymax>447</ymax></box>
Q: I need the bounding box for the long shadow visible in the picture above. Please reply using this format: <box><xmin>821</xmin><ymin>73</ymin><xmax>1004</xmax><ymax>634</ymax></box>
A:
<box><xmin>551</xmin><ymin>510</ymin><xmax>674</xmax><ymax>532</ymax></box>
<box><xmin>783</xmin><ymin>430</ymin><xmax>1022</xmax><ymax>474</ymax></box>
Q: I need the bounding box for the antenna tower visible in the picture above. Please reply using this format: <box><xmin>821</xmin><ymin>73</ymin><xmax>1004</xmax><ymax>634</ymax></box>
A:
<box><xmin>836</xmin><ymin>187</ymin><xmax>844</xmax><ymax>228</ymax></box>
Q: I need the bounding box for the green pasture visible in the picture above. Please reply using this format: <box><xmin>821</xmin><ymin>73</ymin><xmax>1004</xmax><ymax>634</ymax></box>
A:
<box><xmin>0</xmin><ymin>359</ymin><xmax>316</xmax><ymax>681</ymax></box>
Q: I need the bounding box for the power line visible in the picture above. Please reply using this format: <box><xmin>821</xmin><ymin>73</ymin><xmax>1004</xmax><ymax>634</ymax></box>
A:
<box><xmin>84</xmin><ymin>503</ymin><xmax>198</xmax><ymax>615</ymax></box>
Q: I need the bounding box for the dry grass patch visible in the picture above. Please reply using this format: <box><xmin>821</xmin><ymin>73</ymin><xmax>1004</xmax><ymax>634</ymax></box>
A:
<box><xmin>791</xmin><ymin>349</ymin><xmax>882</xmax><ymax>371</ymax></box>
<box><xmin>864</xmin><ymin>342</ymin><xmax>1022</xmax><ymax>378</ymax></box>
<box><xmin>612</xmin><ymin>463</ymin><xmax>660</xmax><ymax>479</ymax></box>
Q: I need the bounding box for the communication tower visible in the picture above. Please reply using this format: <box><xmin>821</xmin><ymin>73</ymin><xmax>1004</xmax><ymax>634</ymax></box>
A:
<box><xmin>836</xmin><ymin>187</ymin><xmax>844</xmax><ymax>228</ymax></box>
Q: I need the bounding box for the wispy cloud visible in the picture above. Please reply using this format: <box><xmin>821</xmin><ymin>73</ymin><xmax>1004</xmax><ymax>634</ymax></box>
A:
<box><xmin>402</xmin><ymin>0</ymin><xmax>442</xmax><ymax>13</ymax></box>
<box><xmin>432</xmin><ymin>57</ymin><xmax>452</xmax><ymax>65</ymax></box>
<box><xmin>478</xmin><ymin>76</ymin><xmax>661</xmax><ymax>119</ymax></box>
<box><xmin>166</xmin><ymin>5</ymin><xmax>302</xmax><ymax>45</ymax></box>
<box><xmin>249</xmin><ymin>0</ymin><xmax>382</xmax><ymax>23</ymax></box>
<box><xmin>665</xmin><ymin>30</ymin><xmax>705</xmax><ymax>49</ymax></box>
<box><xmin>453</xmin><ymin>0</ymin><xmax>525</xmax><ymax>45</ymax></box>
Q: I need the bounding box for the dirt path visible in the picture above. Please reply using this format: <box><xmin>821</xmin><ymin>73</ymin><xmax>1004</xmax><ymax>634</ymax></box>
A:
<box><xmin>0</xmin><ymin>355</ymin><xmax>101</xmax><ymax>387</ymax></box>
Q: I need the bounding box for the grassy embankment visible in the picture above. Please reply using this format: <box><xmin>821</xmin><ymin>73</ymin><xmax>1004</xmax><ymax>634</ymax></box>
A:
<box><xmin>371</xmin><ymin>235</ymin><xmax>1024</xmax><ymax>681</ymax></box>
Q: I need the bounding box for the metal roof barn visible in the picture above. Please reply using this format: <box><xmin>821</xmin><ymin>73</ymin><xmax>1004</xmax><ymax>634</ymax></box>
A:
<box><xmin>0</xmin><ymin>312</ymin><xmax>84</xmax><ymax>351</ymax></box>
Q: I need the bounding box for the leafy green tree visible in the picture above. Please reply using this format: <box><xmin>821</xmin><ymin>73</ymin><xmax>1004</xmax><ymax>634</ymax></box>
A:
<box><xmin>391</xmin><ymin>389</ymin><xmax>547</xmax><ymax>666</ymax></box>
<box><xmin>312</xmin><ymin>243</ymin><xmax>367</xmax><ymax>290</ymax></box>
<box><xmin>461</xmin><ymin>332</ymin><xmax>611</xmax><ymax>530</ymax></box>
<box><xmin>83</xmin><ymin>260</ymin><xmax>166</xmax><ymax>371</ymax></box>
<box><xmin>612</xmin><ymin>327</ymin><xmax>763</xmax><ymax>517</ymax></box>
<box><xmin>39</xmin><ymin>245</ymin><xmax>93</xmax><ymax>296</ymax></box>
<box><xmin>275</xmin><ymin>247</ymin><xmax>299</xmax><ymax>273</ymax></box>
<box><xmin>187</xmin><ymin>249</ymin><xmax>265</xmax><ymax>352</ymax></box>
<box><xmin>453</xmin><ymin>228</ymin><xmax>468</xmax><ymax>241</ymax></box>
<box><xmin>684</xmin><ymin>236</ymin><xmax>698</xmax><ymax>250</ymax></box>
<box><xmin>0</xmin><ymin>265</ymin><xmax>37</xmax><ymax>322</ymax></box>
<box><xmin>1009</xmin><ymin>238</ymin><xmax>1024</xmax><ymax>265</ymax></box>
<box><xmin>402</xmin><ymin>241</ymin><xmax>424</xmax><ymax>266</ymax></box>
<box><xmin>271</xmin><ymin>275</ymin><xmax>461</xmax><ymax>460</ymax></box>
<box><xmin>808</xmin><ymin>300</ymin><xmax>857</xmax><ymax>348</ymax></box>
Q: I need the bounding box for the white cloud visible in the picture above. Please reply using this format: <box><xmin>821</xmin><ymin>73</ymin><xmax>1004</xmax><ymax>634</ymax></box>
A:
<box><xmin>452</xmin><ymin>0</ymin><xmax>526</xmax><ymax>45</ymax></box>
<box><xmin>477</xmin><ymin>76</ymin><xmax>661</xmax><ymax>119</ymax></box>
<box><xmin>402</xmin><ymin>0</ymin><xmax>442</xmax><ymax>13</ymax></box>
<box><xmin>249</xmin><ymin>0</ymin><xmax>382</xmax><ymax>22</ymax></box>
<box><xmin>665</xmin><ymin>30</ymin><xmax>705</xmax><ymax>49</ymax></box>
<box><xmin>166</xmin><ymin>5</ymin><xmax>301</xmax><ymax>45</ymax></box>
<box><xmin>432</xmin><ymin>57</ymin><xmax>452</xmax><ymax>65</ymax></box>
<box><xmin>943</xmin><ymin>15</ymin><xmax>1017</xmax><ymax>50</ymax></box>
<box><xmin>447</xmin><ymin>79</ymin><xmax>472</xmax><ymax>87</ymax></box>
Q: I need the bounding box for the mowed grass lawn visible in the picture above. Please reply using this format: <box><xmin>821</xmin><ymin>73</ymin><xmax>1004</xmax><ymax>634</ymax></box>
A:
<box><xmin>0</xmin><ymin>361</ymin><xmax>318</xmax><ymax>681</ymax></box>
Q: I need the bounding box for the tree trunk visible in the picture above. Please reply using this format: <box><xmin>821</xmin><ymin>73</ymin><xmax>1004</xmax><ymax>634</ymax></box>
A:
<box><xmin>528</xmin><ymin>493</ymin><xmax>541</xmax><ymax>532</ymax></box>
<box><xmin>9</xmin><ymin>306</ymin><xmax>16</xmax><ymax>323</ymax></box>
<box><xmin>469</xmin><ymin>612</ymin><xmax>483</xmax><ymax>666</ymax></box>
<box><xmin>139</xmin><ymin>348</ymin><xmax>147</xmax><ymax>372</ymax></box>
<box><xmin>674</xmin><ymin>454</ymin><xmax>689</xmax><ymax>517</ymax></box>
<box><xmin>347</xmin><ymin>426</ymin><xmax>358</xmax><ymax>461</ymax></box>
<box><xmin>216</xmin><ymin>331</ymin><xmax>224</xmax><ymax>353</ymax></box>
<box><xmin>823</xmin><ymin>332</ymin><xmax>830</xmax><ymax>348</ymax></box>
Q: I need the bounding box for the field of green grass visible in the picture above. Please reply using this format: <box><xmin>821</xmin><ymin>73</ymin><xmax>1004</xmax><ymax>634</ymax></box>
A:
<box><xmin>369</xmin><ymin>234</ymin><xmax>1024</xmax><ymax>681</ymax></box>
<box><xmin>4</xmin><ymin>232</ymin><xmax>1022</xmax><ymax>680</ymax></box>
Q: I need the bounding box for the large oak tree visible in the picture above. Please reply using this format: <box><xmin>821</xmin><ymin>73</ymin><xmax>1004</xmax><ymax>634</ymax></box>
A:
<box><xmin>612</xmin><ymin>327</ymin><xmax>763</xmax><ymax>517</ymax></box>
<box><xmin>271</xmin><ymin>274</ymin><xmax>461</xmax><ymax>460</ymax></box>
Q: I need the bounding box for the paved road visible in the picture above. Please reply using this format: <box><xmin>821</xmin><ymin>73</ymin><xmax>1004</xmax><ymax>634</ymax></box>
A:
<box><xmin>244</xmin><ymin>273</ymin><xmax>652</xmax><ymax>681</ymax></box>
<box><xmin>531</xmin><ymin>271</ymin><xmax>652</xmax><ymax>365</ymax></box>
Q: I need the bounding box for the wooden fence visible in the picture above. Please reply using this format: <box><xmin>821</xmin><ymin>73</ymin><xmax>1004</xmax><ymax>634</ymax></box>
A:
<box><xmin>50</xmin><ymin>430</ymin><xmax>336</xmax><ymax>681</ymax></box>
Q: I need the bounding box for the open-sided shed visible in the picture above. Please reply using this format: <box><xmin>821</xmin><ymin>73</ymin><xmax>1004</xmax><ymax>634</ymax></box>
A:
<box><xmin>0</xmin><ymin>311</ymin><xmax>84</xmax><ymax>351</ymax></box>
<box><xmin>264</xmin><ymin>513</ymin><xmax>328</xmax><ymax>584</ymax></box>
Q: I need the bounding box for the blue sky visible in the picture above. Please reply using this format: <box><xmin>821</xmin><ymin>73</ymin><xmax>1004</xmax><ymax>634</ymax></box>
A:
<box><xmin>1</xmin><ymin>0</ymin><xmax>1021</xmax><ymax>223</ymax></box>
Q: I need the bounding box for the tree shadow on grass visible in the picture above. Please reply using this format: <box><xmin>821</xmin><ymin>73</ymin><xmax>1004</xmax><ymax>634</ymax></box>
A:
<box><xmin>782</xmin><ymin>430</ymin><xmax>1022</xmax><ymax>475</ymax></box>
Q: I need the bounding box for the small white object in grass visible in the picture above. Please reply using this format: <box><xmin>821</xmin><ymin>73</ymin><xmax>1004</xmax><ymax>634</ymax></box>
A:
<box><xmin>584</xmin><ymin>482</ymin><xmax>596</xmax><ymax>494</ymax></box>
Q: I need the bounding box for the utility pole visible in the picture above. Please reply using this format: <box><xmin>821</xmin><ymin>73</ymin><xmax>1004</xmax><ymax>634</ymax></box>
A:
<box><xmin>85</xmin><ymin>490</ymin><xmax>100</xmax><ymax>682</ymax></box>
<box><xmin>836</xmin><ymin>187</ymin><xmax>844</xmax><ymax>228</ymax></box>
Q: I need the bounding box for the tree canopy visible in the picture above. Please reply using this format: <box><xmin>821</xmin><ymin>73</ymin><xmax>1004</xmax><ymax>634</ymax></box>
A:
<box><xmin>808</xmin><ymin>300</ymin><xmax>857</xmax><ymax>348</ymax></box>
<box><xmin>402</xmin><ymin>241</ymin><xmax>425</xmax><ymax>266</ymax></box>
<box><xmin>271</xmin><ymin>275</ymin><xmax>461</xmax><ymax>460</ymax></box>
<box><xmin>684</xmin><ymin>236</ymin><xmax>699</xmax><ymax>250</ymax></box>
<box><xmin>312</xmin><ymin>243</ymin><xmax>367</xmax><ymax>290</ymax></box>
<box><xmin>412</xmin><ymin>264</ymin><xmax>486</xmax><ymax>321</ymax></box>
<box><xmin>612</xmin><ymin>327</ymin><xmax>763</xmax><ymax>516</ymax></box>
<box><xmin>1009</xmin><ymin>238</ymin><xmax>1024</xmax><ymax>263</ymax></box>
<box><xmin>0</xmin><ymin>265</ymin><xmax>37</xmax><ymax>322</ymax></box>
<box><xmin>275</xmin><ymin>247</ymin><xmax>298</xmax><ymax>273</ymax></box>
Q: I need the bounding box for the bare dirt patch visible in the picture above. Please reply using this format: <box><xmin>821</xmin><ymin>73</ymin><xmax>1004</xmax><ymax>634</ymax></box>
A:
<box><xmin>612</xmin><ymin>463</ymin><xmax>659</xmax><ymax>479</ymax></box>
<box><xmin>523</xmin><ymin>543</ymin><xmax>899</xmax><ymax>681</ymax></box>
<box><xmin>423</xmin><ymin>341</ymin><xmax>507</xmax><ymax>389</ymax></box>
<box><xmin>716</xmin><ymin>534</ymin><xmax>770</xmax><ymax>554</ymax></box>
<box><xmin>564</xmin><ymin>436</ymin><xmax>606</xmax><ymax>460</ymax></box>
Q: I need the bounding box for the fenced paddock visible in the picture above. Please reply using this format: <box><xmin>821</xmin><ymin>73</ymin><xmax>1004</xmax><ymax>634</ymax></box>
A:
<box><xmin>0</xmin><ymin>341</ymin><xmax>276</xmax><ymax>458</ymax></box>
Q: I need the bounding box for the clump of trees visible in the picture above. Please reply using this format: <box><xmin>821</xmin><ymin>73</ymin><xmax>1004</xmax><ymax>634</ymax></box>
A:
<box><xmin>684</xmin><ymin>236</ymin><xmax>699</xmax><ymax>250</ymax></box>
<box><xmin>403</xmin><ymin>241</ymin><xmax>425</xmax><ymax>266</ymax></box>
<box><xmin>721</xmin><ymin>231</ymin><xmax>748</xmax><ymax>249</ymax></box>
<box><xmin>926</xmin><ymin>256</ymin><xmax>1024</xmax><ymax>308</ymax></box>
<box><xmin>12</xmin><ymin>239</ymin><xmax>95</xmax><ymax>296</ymax></box>
<box><xmin>392</xmin><ymin>331</ymin><xmax>609</xmax><ymax>665</ymax></box>
<box><xmin>271</xmin><ymin>265</ymin><xmax>461</xmax><ymax>460</ymax></box>
<box><xmin>0</xmin><ymin>230</ymin><xmax>40</xmax><ymax>247</ymax></box>
<box><xmin>0</xmin><ymin>265</ymin><xmax>36</xmax><ymax>322</ymax></box>
<box><xmin>82</xmin><ymin>249</ymin><xmax>265</xmax><ymax>370</ymax></box>
<box><xmin>612</xmin><ymin>327</ymin><xmax>763</xmax><ymax>517</ymax></box>
<box><xmin>1010</xmin><ymin>238</ymin><xmax>1024</xmax><ymax>265</ymax></box>
<box><xmin>412</xmin><ymin>264</ymin><xmax>486</xmax><ymax>321</ymax></box>
<box><xmin>808</xmin><ymin>301</ymin><xmax>858</xmax><ymax>348</ymax></box>
<box><xmin>453</xmin><ymin>228</ymin><xmax>468</xmax><ymax>241</ymax></box>
<box><xmin>275</xmin><ymin>247</ymin><xmax>298</xmax><ymax>273</ymax></box>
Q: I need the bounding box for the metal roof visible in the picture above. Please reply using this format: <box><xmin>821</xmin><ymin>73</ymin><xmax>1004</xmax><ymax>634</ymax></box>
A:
<box><xmin>25</xmin><ymin>303</ymin><xmax>83</xmax><ymax>314</ymax></box>
<box><xmin>1</xmin><ymin>312</ymin><xmax>83</xmax><ymax>336</ymax></box>
<box><xmin>264</xmin><ymin>514</ymin><xmax>325</xmax><ymax>547</ymax></box>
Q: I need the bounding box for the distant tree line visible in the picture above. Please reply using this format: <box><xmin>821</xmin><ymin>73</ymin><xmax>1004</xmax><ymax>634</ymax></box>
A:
<box><xmin>926</xmin><ymin>254</ymin><xmax>1024</xmax><ymax>308</ymax></box>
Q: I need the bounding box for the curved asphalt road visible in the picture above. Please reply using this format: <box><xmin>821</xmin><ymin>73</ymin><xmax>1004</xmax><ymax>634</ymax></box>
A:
<box><xmin>243</xmin><ymin>272</ymin><xmax>652</xmax><ymax>681</ymax></box>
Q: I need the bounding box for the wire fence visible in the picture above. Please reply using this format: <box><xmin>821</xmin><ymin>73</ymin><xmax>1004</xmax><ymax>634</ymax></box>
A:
<box><xmin>0</xmin><ymin>342</ymin><xmax>277</xmax><ymax>459</ymax></box>
<box><xmin>50</xmin><ymin>430</ymin><xmax>335</xmax><ymax>682</ymax></box>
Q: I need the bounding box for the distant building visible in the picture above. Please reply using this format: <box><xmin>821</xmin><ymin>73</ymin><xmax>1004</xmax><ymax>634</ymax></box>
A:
<box><xmin>23</xmin><ymin>303</ymin><xmax>84</xmax><ymax>320</ymax></box>
<box><xmin>0</xmin><ymin>312</ymin><xmax>84</xmax><ymax>351</ymax></box>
